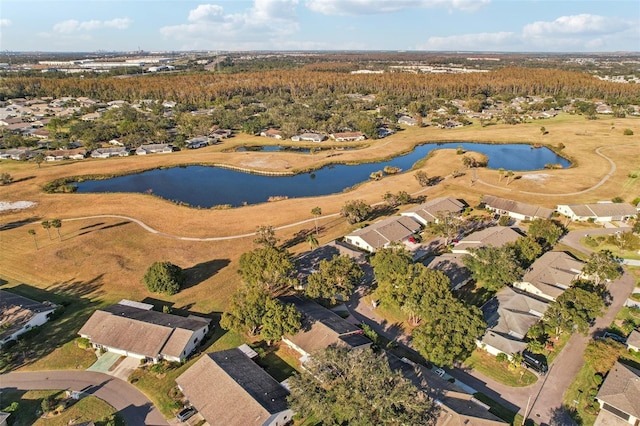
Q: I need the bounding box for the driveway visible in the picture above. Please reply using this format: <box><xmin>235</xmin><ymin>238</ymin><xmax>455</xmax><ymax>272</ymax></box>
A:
<box><xmin>559</xmin><ymin>226</ymin><xmax>632</xmax><ymax>255</ymax></box>
<box><xmin>0</xmin><ymin>370</ymin><xmax>168</xmax><ymax>425</ymax></box>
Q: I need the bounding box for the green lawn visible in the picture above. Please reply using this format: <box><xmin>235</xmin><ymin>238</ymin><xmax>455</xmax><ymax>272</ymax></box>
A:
<box><xmin>464</xmin><ymin>349</ymin><xmax>538</xmax><ymax>387</ymax></box>
<box><xmin>563</xmin><ymin>359</ymin><xmax>602</xmax><ymax>426</ymax></box>
<box><xmin>1</xmin><ymin>390</ymin><xmax>122</xmax><ymax>426</ymax></box>
<box><xmin>607</xmin><ymin>306</ymin><xmax>640</xmax><ymax>337</ymax></box>
<box><xmin>473</xmin><ymin>392</ymin><xmax>536</xmax><ymax>425</ymax></box>
<box><xmin>580</xmin><ymin>236</ymin><xmax>640</xmax><ymax>260</ymax></box>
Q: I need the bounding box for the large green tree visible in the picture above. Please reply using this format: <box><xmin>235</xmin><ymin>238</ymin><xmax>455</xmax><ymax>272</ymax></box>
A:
<box><xmin>412</xmin><ymin>298</ymin><xmax>486</xmax><ymax>367</ymax></box>
<box><xmin>463</xmin><ymin>246</ymin><xmax>523</xmax><ymax>292</ymax></box>
<box><xmin>341</xmin><ymin>200</ymin><xmax>372</xmax><ymax>224</ymax></box>
<box><xmin>582</xmin><ymin>250</ymin><xmax>622</xmax><ymax>286</ymax></box>
<box><xmin>305</xmin><ymin>255</ymin><xmax>364</xmax><ymax>305</ymax></box>
<box><xmin>543</xmin><ymin>287</ymin><xmax>605</xmax><ymax>337</ymax></box>
<box><xmin>287</xmin><ymin>346</ymin><xmax>434</xmax><ymax>425</ymax></box>
<box><xmin>260</xmin><ymin>298</ymin><xmax>302</xmax><ymax>345</ymax></box>
<box><xmin>370</xmin><ymin>247</ymin><xmax>414</xmax><ymax>306</ymax></box>
<box><xmin>238</xmin><ymin>246</ymin><xmax>296</xmax><ymax>296</ymax></box>
<box><xmin>394</xmin><ymin>264</ymin><xmax>451</xmax><ymax>326</ymax></box>
<box><xmin>220</xmin><ymin>286</ymin><xmax>269</xmax><ymax>336</ymax></box>
<box><xmin>527</xmin><ymin>218</ymin><xmax>564</xmax><ymax>247</ymax></box>
<box><xmin>142</xmin><ymin>261</ymin><xmax>184</xmax><ymax>295</ymax></box>
<box><xmin>508</xmin><ymin>235</ymin><xmax>543</xmax><ymax>267</ymax></box>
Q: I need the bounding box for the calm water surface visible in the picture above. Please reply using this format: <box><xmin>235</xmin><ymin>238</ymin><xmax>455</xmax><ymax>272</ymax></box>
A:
<box><xmin>76</xmin><ymin>142</ymin><xmax>570</xmax><ymax>207</ymax></box>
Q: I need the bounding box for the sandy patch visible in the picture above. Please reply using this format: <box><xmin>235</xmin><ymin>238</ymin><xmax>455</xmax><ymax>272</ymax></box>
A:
<box><xmin>519</xmin><ymin>173</ymin><xmax>552</xmax><ymax>183</ymax></box>
<box><xmin>0</xmin><ymin>201</ymin><xmax>37</xmax><ymax>212</ymax></box>
<box><xmin>239</xmin><ymin>156</ymin><xmax>291</xmax><ymax>170</ymax></box>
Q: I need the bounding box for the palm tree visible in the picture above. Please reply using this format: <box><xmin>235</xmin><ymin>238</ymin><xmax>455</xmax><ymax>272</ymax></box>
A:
<box><xmin>28</xmin><ymin>229</ymin><xmax>38</xmax><ymax>249</ymax></box>
<box><xmin>306</xmin><ymin>233</ymin><xmax>319</xmax><ymax>250</ymax></box>
<box><xmin>50</xmin><ymin>219</ymin><xmax>62</xmax><ymax>241</ymax></box>
<box><xmin>41</xmin><ymin>220</ymin><xmax>51</xmax><ymax>239</ymax></box>
<box><xmin>497</xmin><ymin>168</ymin><xmax>505</xmax><ymax>182</ymax></box>
<box><xmin>505</xmin><ymin>170</ymin><xmax>514</xmax><ymax>185</ymax></box>
<box><xmin>311</xmin><ymin>207</ymin><xmax>322</xmax><ymax>235</ymax></box>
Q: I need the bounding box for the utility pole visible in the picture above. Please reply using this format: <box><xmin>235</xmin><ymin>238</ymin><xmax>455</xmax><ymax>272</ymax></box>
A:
<box><xmin>522</xmin><ymin>394</ymin><xmax>532</xmax><ymax>426</ymax></box>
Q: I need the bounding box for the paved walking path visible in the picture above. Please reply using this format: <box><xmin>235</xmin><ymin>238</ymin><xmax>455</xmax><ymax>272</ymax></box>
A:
<box><xmin>0</xmin><ymin>370</ymin><xmax>168</xmax><ymax>425</ymax></box>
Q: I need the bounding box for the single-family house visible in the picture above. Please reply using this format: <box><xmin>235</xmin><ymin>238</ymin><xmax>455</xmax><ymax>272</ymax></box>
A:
<box><xmin>0</xmin><ymin>148</ymin><xmax>33</xmax><ymax>160</ymax></box>
<box><xmin>0</xmin><ymin>289</ymin><xmax>57</xmax><ymax>347</ymax></box>
<box><xmin>514</xmin><ymin>251</ymin><xmax>584</xmax><ymax>301</ymax></box>
<box><xmin>260</xmin><ymin>128</ymin><xmax>284</xmax><ymax>140</ymax></box>
<box><xmin>400</xmin><ymin>197</ymin><xmax>465</xmax><ymax>226</ymax></box>
<box><xmin>329</xmin><ymin>132</ymin><xmax>366</xmax><ymax>142</ymax></box>
<box><xmin>296</xmin><ymin>240</ymin><xmax>367</xmax><ymax>286</ymax></box>
<box><xmin>451</xmin><ymin>226</ymin><xmax>522</xmax><ymax>254</ymax></box>
<box><xmin>91</xmin><ymin>147</ymin><xmax>129</xmax><ymax>158</ymax></box>
<box><xmin>387</xmin><ymin>352</ymin><xmax>506</xmax><ymax>425</ymax></box>
<box><xmin>291</xmin><ymin>133</ymin><xmax>326</xmax><ymax>142</ymax></box>
<box><xmin>176</xmin><ymin>347</ymin><xmax>293</xmax><ymax>426</ymax></box>
<box><xmin>185</xmin><ymin>136</ymin><xmax>210</xmax><ymax>149</ymax></box>
<box><xmin>397</xmin><ymin>115</ymin><xmax>418</xmax><ymax>126</ymax></box>
<box><xmin>557</xmin><ymin>202</ymin><xmax>637</xmax><ymax>223</ymax></box>
<box><xmin>280</xmin><ymin>295</ymin><xmax>371</xmax><ymax>363</ymax></box>
<box><xmin>422</xmin><ymin>253</ymin><xmax>472</xmax><ymax>290</ymax></box>
<box><xmin>81</xmin><ymin>112</ymin><xmax>101</xmax><ymax>121</ymax></box>
<box><xmin>478</xmin><ymin>287</ymin><xmax>549</xmax><ymax>358</ymax></box>
<box><xmin>595</xmin><ymin>361</ymin><xmax>640</xmax><ymax>425</ymax></box>
<box><xmin>482</xmin><ymin>195</ymin><xmax>554</xmax><ymax>221</ymax></box>
<box><xmin>596</xmin><ymin>104</ymin><xmax>614</xmax><ymax>114</ymax></box>
<box><xmin>626</xmin><ymin>330</ymin><xmax>640</xmax><ymax>352</ymax></box>
<box><xmin>135</xmin><ymin>143</ymin><xmax>173</xmax><ymax>155</ymax></box>
<box><xmin>210</xmin><ymin>128</ymin><xmax>232</xmax><ymax>139</ymax></box>
<box><xmin>44</xmin><ymin>148</ymin><xmax>87</xmax><ymax>161</ymax></box>
<box><xmin>344</xmin><ymin>216</ymin><xmax>422</xmax><ymax>253</ymax></box>
<box><xmin>78</xmin><ymin>300</ymin><xmax>210</xmax><ymax>363</ymax></box>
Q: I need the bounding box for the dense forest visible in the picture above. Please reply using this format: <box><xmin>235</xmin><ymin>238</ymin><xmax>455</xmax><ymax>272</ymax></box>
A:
<box><xmin>3</xmin><ymin>67</ymin><xmax>640</xmax><ymax>106</ymax></box>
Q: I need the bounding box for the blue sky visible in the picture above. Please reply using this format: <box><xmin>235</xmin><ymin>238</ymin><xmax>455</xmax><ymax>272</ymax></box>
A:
<box><xmin>1</xmin><ymin>0</ymin><xmax>639</xmax><ymax>52</ymax></box>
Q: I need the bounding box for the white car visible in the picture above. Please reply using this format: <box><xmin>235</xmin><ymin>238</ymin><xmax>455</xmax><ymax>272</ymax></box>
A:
<box><xmin>434</xmin><ymin>368</ymin><xmax>445</xmax><ymax>377</ymax></box>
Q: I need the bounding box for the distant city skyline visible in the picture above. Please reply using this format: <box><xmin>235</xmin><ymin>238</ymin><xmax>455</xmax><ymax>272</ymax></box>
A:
<box><xmin>1</xmin><ymin>0</ymin><xmax>639</xmax><ymax>53</ymax></box>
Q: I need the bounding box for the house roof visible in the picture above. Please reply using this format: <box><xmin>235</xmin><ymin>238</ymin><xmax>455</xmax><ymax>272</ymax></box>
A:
<box><xmin>78</xmin><ymin>303</ymin><xmax>209</xmax><ymax>359</ymax></box>
<box><xmin>401</xmin><ymin>197</ymin><xmax>465</xmax><ymax>223</ymax></box>
<box><xmin>518</xmin><ymin>251</ymin><xmax>584</xmax><ymax>299</ymax></box>
<box><xmin>483</xmin><ymin>287</ymin><xmax>549</xmax><ymax>340</ymax></box>
<box><xmin>627</xmin><ymin>330</ymin><xmax>640</xmax><ymax>349</ymax></box>
<box><xmin>0</xmin><ymin>290</ymin><xmax>57</xmax><ymax>342</ymax></box>
<box><xmin>347</xmin><ymin>216</ymin><xmax>421</xmax><ymax>250</ymax></box>
<box><xmin>596</xmin><ymin>361</ymin><xmax>640</xmax><ymax>418</ymax></box>
<box><xmin>560</xmin><ymin>203</ymin><xmax>637</xmax><ymax>218</ymax></box>
<box><xmin>176</xmin><ymin>349</ymin><xmax>290</xmax><ymax>425</ymax></box>
<box><xmin>281</xmin><ymin>295</ymin><xmax>370</xmax><ymax>355</ymax></box>
<box><xmin>482</xmin><ymin>195</ymin><xmax>554</xmax><ymax>219</ymax></box>
<box><xmin>422</xmin><ymin>253</ymin><xmax>471</xmax><ymax>290</ymax></box>
<box><xmin>453</xmin><ymin>227</ymin><xmax>522</xmax><ymax>252</ymax></box>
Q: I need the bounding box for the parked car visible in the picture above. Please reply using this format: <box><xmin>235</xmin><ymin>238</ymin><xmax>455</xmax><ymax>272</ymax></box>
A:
<box><xmin>176</xmin><ymin>407</ymin><xmax>196</xmax><ymax>422</ymax></box>
<box><xmin>434</xmin><ymin>368</ymin><xmax>445</xmax><ymax>377</ymax></box>
<box><xmin>602</xmin><ymin>331</ymin><xmax>626</xmax><ymax>343</ymax></box>
<box><xmin>522</xmin><ymin>351</ymin><xmax>548</xmax><ymax>375</ymax></box>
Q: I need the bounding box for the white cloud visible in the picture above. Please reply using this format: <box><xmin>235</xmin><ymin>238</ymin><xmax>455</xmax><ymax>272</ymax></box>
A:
<box><xmin>523</xmin><ymin>14</ymin><xmax>624</xmax><ymax>37</ymax></box>
<box><xmin>160</xmin><ymin>0</ymin><xmax>301</xmax><ymax>50</ymax></box>
<box><xmin>305</xmin><ymin>0</ymin><xmax>489</xmax><ymax>15</ymax></box>
<box><xmin>53</xmin><ymin>17</ymin><xmax>132</xmax><ymax>33</ymax></box>
<box><xmin>0</xmin><ymin>19</ymin><xmax>12</xmax><ymax>27</ymax></box>
<box><xmin>417</xmin><ymin>14</ymin><xmax>639</xmax><ymax>52</ymax></box>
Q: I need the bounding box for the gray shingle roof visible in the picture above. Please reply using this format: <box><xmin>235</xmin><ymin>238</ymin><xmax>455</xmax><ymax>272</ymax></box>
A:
<box><xmin>176</xmin><ymin>349</ymin><xmax>290</xmax><ymax>425</ymax></box>
<box><xmin>518</xmin><ymin>251</ymin><xmax>584</xmax><ymax>299</ymax></box>
<box><xmin>596</xmin><ymin>361</ymin><xmax>640</xmax><ymax>418</ymax></box>
<box><xmin>482</xmin><ymin>195</ymin><xmax>554</xmax><ymax>219</ymax></box>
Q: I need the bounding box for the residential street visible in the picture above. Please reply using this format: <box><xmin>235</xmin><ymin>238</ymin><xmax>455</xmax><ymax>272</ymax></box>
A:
<box><xmin>0</xmin><ymin>370</ymin><xmax>168</xmax><ymax>425</ymax></box>
<box><xmin>346</xmin><ymin>226</ymin><xmax>637</xmax><ymax>426</ymax></box>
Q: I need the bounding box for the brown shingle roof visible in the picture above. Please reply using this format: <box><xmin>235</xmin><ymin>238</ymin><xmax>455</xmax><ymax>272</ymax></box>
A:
<box><xmin>453</xmin><ymin>226</ymin><xmax>522</xmax><ymax>252</ymax></box>
<box><xmin>176</xmin><ymin>349</ymin><xmax>290</xmax><ymax>425</ymax></box>
<box><xmin>0</xmin><ymin>290</ymin><xmax>57</xmax><ymax>342</ymax></box>
<box><xmin>597</xmin><ymin>361</ymin><xmax>640</xmax><ymax>418</ymax></box>
<box><xmin>348</xmin><ymin>216</ymin><xmax>421</xmax><ymax>250</ymax></box>
<box><xmin>401</xmin><ymin>197</ymin><xmax>465</xmax><ymax>224</ymax></box>
<box><xmin>482</xmin><ymin>195</ymin><xmax>554</xmax><ymax>219</ymax></box>
<box><xmin>518</xmin><ymin>251</ymin><xmax>584</xmax><ymax>299</ymax></box>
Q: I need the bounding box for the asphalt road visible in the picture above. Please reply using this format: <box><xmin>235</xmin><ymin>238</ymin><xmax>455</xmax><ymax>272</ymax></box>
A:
<box><xmin>0</xmin><ymin>370</ymin><xmax>168</xmax><ymax>425</ymax></box>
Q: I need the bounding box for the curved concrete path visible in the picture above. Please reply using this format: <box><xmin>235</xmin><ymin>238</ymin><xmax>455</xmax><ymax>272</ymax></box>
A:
<box><xmin>0</xmin><ymin>370</ymin><xmax>168</xmax><ymax>425</ymax></box>
<box><xmin>475</xmin><ymin>143</ymin><xmax>638</xmax><ymax>196</ymax></box>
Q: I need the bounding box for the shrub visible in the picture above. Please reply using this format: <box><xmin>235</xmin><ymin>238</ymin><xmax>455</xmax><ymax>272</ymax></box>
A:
<box><xmin>593</xmin><ymin>374</ymin><xmax>603</xmax><ymax>386</ymax></box>
<box><xmin>143</xmin><ymin>261</ymin><xmax>184</xmax><ymax>295</ymax></box>
<box><xmin>496</xmin><ymin>352</ymin><xmax>509</xmax><ymax>363</ymax></box>
<box><xmin>612</xmin><ymin>196</ymin><xmax>624</xmax><ymax>203</ymax></box>
<box><xmin>623</xmin><ymin>128</ymin><xmax>634</xmax><ymax>136</ymax></box>
<box><xmin>76</xmin><ymin>337</ymin><xmax>92</xmax><ymax>349</ymax></box>
<box><xmin>498</xmin><ymin>216</ymin><xmax>510</xmax><ymax>226</ymax></box>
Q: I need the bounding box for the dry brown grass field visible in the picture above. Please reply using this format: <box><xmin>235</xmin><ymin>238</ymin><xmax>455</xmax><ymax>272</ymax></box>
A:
<box><xmin>1</xmin><ymin>114</ymin><xmax>639</xmax><ymax>319</ymax></box>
